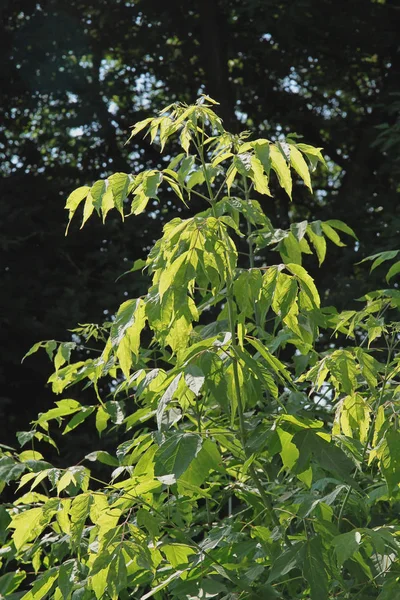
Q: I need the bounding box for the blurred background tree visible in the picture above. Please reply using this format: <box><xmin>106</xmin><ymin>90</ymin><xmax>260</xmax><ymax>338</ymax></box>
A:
<box><xmin>1</xmin><ymin>0</ymin><xmax>399</xmax><ymax>447</ymax></box>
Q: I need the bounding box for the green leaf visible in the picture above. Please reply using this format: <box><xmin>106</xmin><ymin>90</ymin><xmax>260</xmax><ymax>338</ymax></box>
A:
<box><xmin>108</xmin><ymin>172</ymin><xmax>132</xmax><ymax>217</ymax></box>
<box><xmin>279</xmin><ymin>232</ymin><xmax>302</xmax><ymax>265</ymax></box>
<box><xmin>321</xmin><ymin>222</ymin><xmax>346</xmax><ymax>247</ymax></box>
<box><xmin>162</xmin><ymin>543</ymin><xmax>195</xmax><ymax>567</ymax></box>
<box><xmin>302</xmin><ymin>538</ymin><xmax>328</xmax><ymax>600</ymax></box>
<box><xmin>11</xmin><ymin>507</ymin><xmax>45</xmax><ymax>550</ymax></box>
<box><xmin>277</xmin><ymin>428</ymin><xmax>299</xmax><ymax>471</ymax></box>
<box><xmin>63</xmin><ymin>406</ymin><xmax>95</xmax><ymax>434</ymax></box>
<box><xmin>272</xmin><ymin>272</ymin><xmax>298</xmax><ymax>318</ymax></box>
<box><xmin>289</xmin><ymin>144</ymin><xmax>312</xmax><ymax>191</ymax></box>
<box><xmin>250</xmin><ymin>155</ymin><xmax>271</xmax><ymax>195</ymax></box>
<box><xmin>234</xmin><ymin>153</ymin><xmax>252</xmax><ymax>176</ymax></box>
<box><xmin>380</xmin><ymin>429</ymin><xmax>400</xmax><ymax>495</ymax></box>
<box><xmin>85</xmin><ymin>451</ymin><xmax>119</xmax><ymax>467</ymax></box>
<box><xmin>0</xmin><ymin>456</ymin><xmax>26</xmax><ymax>483</ymax></box>
<box><xmin>355</xmin><ymin>348</ymin><xmax>380</xmax><ymax>388</ymax></box>
<box><xmin>325</xmin><ymin>219</ymin><xmax>357</xmax><ymax>239</ymax></box>
<box><xmin>386</xmin><ymin>260</ymin><xmax>400</xmax><ymax>283</ymax></box>
<box><xmin>95</xmin><ymin>405</ymin><xmax>109</xmax><ymax>435</ymax></box>
<box><xmin>296</xmin><ymin>143</ymin><xmax>326</xmax><ymax>168</ymax></box>
<box><xmin>154</xmin><ymin>433</ymin><xmax>203</xmax><ymax>480</ymax></box>
<box><xmin>270</xmin><ymin>144</ymin><xmax>292</xmax><ymax>199</ymax></box>
<box><xmin>254</xmin><ymin>141</ymin><xmax>271</xmax><ymax>176</ymax></box>
<box><xmin>306</xmin><ymin>221</ymin><xmax>326</xmax><ymax>265</ymax></box>
<box><xmin>36</xmin><ymin>399</ymin><xmax>82</xmax><ymax>426</ymax></box>
<box><xmin>137</xmin><ymin>508</ymin><xmax>160</xmax><ymax>538</ymax></box>
<box><xmin>143</xmin><ymin>171</ymin><xmax>163</xmax><ymax>198</ymax></box>
<box><xmin>178</xmin><ymin>438</ymin><xmax>223</xmax><ymax>491</ymax></box>
<box><xmin>110</xmin><ymin>299</ymin><xmax>140</xmax><ymax>346</ymax></box>
<box><xmin>267</xmin><ymin>543</ymin><xmax>305</xmax><ymax>583</ymax></box>
<box><xmin>368</xmin><ymin>250</ymin><xmax>399</xmax><ymax>272</ymax></box>
<box><xmin>184</xmin><ymin>365</ymin><xmax>205</xmax><ymax>396</ymax></box>
<box><xmin>58</xmin><ymin>561</ymin><xmax>78</xmax><ymax>600</ymax></box>
<box><xmin>291</xmin><ymin>220</ymin><xmax>308</xmax><ymax>241</ymax></box>
<box><xmin>0</xmin><ymin>570</ymin><xmax>26</xmax><ymax>596</ymax></box>
<box><xmin>292</xmin><ymin>429</ymin><xmax>357</xmax><ymax>487</ymax></box>
<box><xmin>332</xmin><ymin>530</ymin><xmax>362</xmax><ymax>566</ymax></box>
<box><xmin>156</xmin><ymin>374</ymin><xmax>182</xmax><ymax>430</ymax></box>
<box><xmin>187</xmin><ymin>169</ymin><xmax>205</xmax><ymax>189</ymax></box>
<box><xmin>65</xmin><ymin>186</ymin><xmax>90</xmax><ymax>233</ymax></box>
<box><xmin>246</xmin><ymin>337</ymin><xmax>291</xmax><ymax>383</ymax></box>
<box><xmin>70</xmin><ymin>493</ymin><xmax>93</xmax><ymax>546</ymax></box>
<box><xmin>286</xmin><ymin>263</ymin><xmax>320</xmax><ymax>307</ymax></box>
<box><xmin>131</xmin><ymin>189</ymin><xmax>150</xmax><ymax>215</ymax></box>
<box><xmin>20</xmin><ymin>568</ymin><xmax>58</xmax><ymax>600</ymax></box>
<box><xmin>128</xmin><ymin>117</ymin><xmax>153</xmax><ymax>140</ymax></box>
<box><xmin>21</xmin><ymin>341</ymin><xmax>44</xmax><ymax>362</ymax></box>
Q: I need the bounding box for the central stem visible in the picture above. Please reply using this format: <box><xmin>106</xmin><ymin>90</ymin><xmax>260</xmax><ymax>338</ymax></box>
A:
<box><xmin>195</xmin><ymin>125</ymin><xmax>290</xmax><ymax>544</ymax></box>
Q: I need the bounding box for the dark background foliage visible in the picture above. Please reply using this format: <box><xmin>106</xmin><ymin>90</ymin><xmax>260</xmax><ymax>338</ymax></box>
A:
<box><xmin>1</xmin><ymin>0</ymin><xmax>399</xmax><ymax>446</ymax></box>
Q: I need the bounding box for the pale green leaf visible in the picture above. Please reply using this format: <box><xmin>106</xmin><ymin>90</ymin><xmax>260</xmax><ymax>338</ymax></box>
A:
<box><xmin>226</xmin><ymin>164</ymin><xmax>237</xmax><ymax>194</ymax></box>
<box><xmin>11</xmin><ymin>507</ymin><xmax>45</xmax><ymax>550</ymax></box>
<box><xmin>291</xmin><ymin>220</ymin><xmax>308</xmax><ymax>241</ymax></box>
<box><xmin>70</xmin><ymin>493</ymin><xmax>93</xmax><ymax>545</ymax></box>
<box><xmin>250</xmin><ymin>155</ymin><xmax>271</xmax><ymax>195</ymax></box>
<box><xmin>127</xmin><ymin>117</ymin><xmax>153</xmax><ymax>141</ymax></box>
<box><xmin>36</xmin><ymin>399</ymin><xmax>81</xmax><ymax>426</ymax></box>
<box><xmin>20</xmin><ymin>568</ymin><xmax>58</xmax><ymax>600</ymax></box>
<box><xmin>289</xmin><ymin>144</ymin><xmax>312</xmax><ymax>191</ymax></box>
<box><xmin>254</xmin><ymin>141</ymin><xmax>271</xmax><ymax>176</ymax></box>
<box><xmin>108</xmin><ymin>172</ymin><xmax>132</xmax><ymax>217</ymax></box>
<box><xmin>80</xmin><ymin>191</ymin><xmax>95</xmax><ymax>229</ymax></box>
<box><xmin>306</xmin><ymin>221</ymin><xmax>326</xmax><ymax>265</ymax></box>
<box><xmin>286</xmin><ymin>263</ymin><xmax>320</xmax><ymax>308</ymax></box>
<box><xmin>96</xmin><ymin>405</ymin><xmax>109</xmax><ymax>436</ymax></box>
<box><xmin>65</xmin><ymin>186</ymin><xmax>90</xmax><ymax>233</ymax></box>
<box><xmin>270</xmin><ymin>144</ymin><xmax>292</xmax><ymax>198</ymax></box>
<box><xmin>143</xmin><ymin>171</ymin><xmax>163</xmax><ymax>198</ymax></box>
<box><xmin>162</xmin><ymin>544</ymin><xmax>195</xmax><ymax>567</ymax></box>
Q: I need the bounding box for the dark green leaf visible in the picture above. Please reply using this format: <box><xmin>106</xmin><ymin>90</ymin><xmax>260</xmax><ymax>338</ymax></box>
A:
<box><xmin>154</xmin><ymin>433</ymin><xmax>203</xmax><ymax>479</ymax></box>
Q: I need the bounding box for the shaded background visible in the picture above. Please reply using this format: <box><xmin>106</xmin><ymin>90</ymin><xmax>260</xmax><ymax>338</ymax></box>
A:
<box><xmin>1</xmin><ymin>0</ymin><xmax>399</xmax><ymax>449</ymax></box>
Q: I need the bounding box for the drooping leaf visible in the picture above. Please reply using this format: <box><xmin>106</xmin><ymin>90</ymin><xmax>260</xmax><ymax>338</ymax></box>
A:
<box><xmin>386</xmin><ymin>260</ymin><xmax>400</xmax><ymax>283</ymax></box>
<box><xmin>270</xmin><ymin>144</ymin><xmax>292</xmax><ymax>198</ymax></box>
<box><xmin>332</xmin><ymin>530</ymin><xmax>362</xmax><ymax>566</ymax></box>
<box><xmin>65</xmin><ymin>186</ymin><xmax>90</xmax><ymax>233</ymax></box>
<box><xmin>154</xmin><ymin>433</ymin><xmax>203</xmax><ymax>479</ymax></box>
<box><xmin>380</xmin><ymin>429</ymin><xmax>400</xmax><ymax>496</ymax></box>
<box><xmin>289</xmin><ymin>144</ymin><xmax>312</xmax><ymax>192</ymax></box>
<box><xmin>20</xmin><ymin>568</ymin><xmax>58</xmax><ymax>600</ymax></box>
<box><xmin>267</xmin><ymin>543</ymin><xmax>305</xmax><ymax>583</ymax></box>
<box><xmin>162</xmin><ymin>544</ymin><xmax>195</xmax><ymax>567</ymax></box>
<box><xmin>302</xmin><ymin>538</ymin><xmax>328</xmax><ymax>600</ymax></box>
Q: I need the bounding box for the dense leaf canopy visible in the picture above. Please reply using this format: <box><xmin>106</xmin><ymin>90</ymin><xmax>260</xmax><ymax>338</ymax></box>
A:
<box><xmin>1</xmin><ymin>97</ymin><xmax>399</xmax><ymax>600</ymax></box>
<box><xmin>1</xmin><ymin>1</ymin><xmax>399</xmax><ymax>453</ymax></box>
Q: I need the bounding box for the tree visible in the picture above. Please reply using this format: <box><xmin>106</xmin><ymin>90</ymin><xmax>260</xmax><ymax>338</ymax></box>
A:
<box><xmin>1</xmin><ymin>0</ymin><xmax>399</xmax><ymax>446</ymax></box>
<box><xmin>1</xmin><ymin>97</ymin><xmax>399</xmax><ymax>600</ymax></box>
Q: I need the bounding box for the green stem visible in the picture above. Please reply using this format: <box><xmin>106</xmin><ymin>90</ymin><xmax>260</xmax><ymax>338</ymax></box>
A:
<box><xmin>195</xmin><ymin>124</ymin><xmax>291</xmax><ymax>544</ymax></box>
<box><xmin>222</xmin><ymin>226</ymin><xmax>291</xmax><ymax>544</ymax></box>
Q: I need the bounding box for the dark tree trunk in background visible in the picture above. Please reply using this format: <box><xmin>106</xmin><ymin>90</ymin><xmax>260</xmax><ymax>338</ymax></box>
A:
<box><xmin>198</xmin><ymin>0</ymin><xmax>237</xmax><ymax>130</ymax></box>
